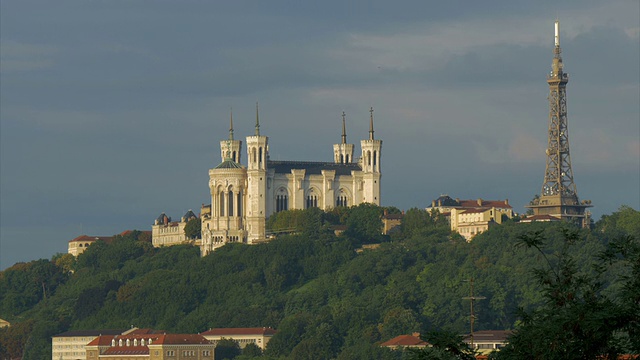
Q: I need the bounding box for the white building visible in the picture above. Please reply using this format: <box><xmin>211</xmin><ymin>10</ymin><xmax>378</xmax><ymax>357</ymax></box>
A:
<box><xmin>427</xmin><ymin>195</ymin><xmax>514</xmax><ymax>241</ymax></box>
<box><xmin>200</xmin><ymin>107</ymin><xmax>382</xmax><ymax>255</ymax></box>
<box><xmin>151</xmin><ymin>210</ymin><xmax>197</xmax><ymax>247</ymax></box>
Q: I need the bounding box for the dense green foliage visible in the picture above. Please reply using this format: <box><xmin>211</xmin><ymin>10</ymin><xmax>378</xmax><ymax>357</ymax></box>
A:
<box><xmin>1</xmin><ymin>205</ymin><xmax>638</xmax><ymax>359</ymax></box>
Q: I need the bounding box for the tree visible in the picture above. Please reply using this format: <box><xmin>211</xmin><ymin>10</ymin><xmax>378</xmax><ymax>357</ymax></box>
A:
<box><xmin>215</xmin><ymin>338</ymin><xmax>241</xmax><ymax>360</ymax></box>
<box><xmin>406</xmin><ymin>331</ymin><xmax>476</xmax><ymax>360</ymax></box>
<box><xmin>345</xmin><ymin>203</ymin><xmax>384</xmax><ymax>244</ymax></box>
<box><xmin>184</xmin><ymin>217</ymin><xmax>202</xmax><ymax>239</ymax></box>
<box><xmin>493</xmin><ymin>229</ymin><xmax>640</xmax><ymax>359</ymax></box>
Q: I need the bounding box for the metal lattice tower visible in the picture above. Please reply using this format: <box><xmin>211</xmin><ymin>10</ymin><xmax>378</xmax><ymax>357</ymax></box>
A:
<box><xmin>526</xmin><ymin>20</ymin><xmax>592</xmax><ymax>226</ymax></box>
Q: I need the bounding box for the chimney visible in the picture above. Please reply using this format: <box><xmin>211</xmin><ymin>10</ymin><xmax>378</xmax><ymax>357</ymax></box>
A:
<box><xmin>432</xmin><ymin>200</ymin><xmax>436</xmax><ymax>207</ymax></box>
<box><xmin>412</xmin><ymin>332</ymin><xmax>421</xmax><ymax>337</ymax></box>
<box><xmin>505</xmin><ymin>198</ymin><xmax>509</xmax><ymax>205</ymax></box>
<box><xmin>477</xmin><ymin>198</ymin><xmax>483</xmax><ymax>206</ymax></box>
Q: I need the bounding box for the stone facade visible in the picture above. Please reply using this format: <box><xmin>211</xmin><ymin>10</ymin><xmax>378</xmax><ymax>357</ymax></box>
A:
<box><xmin>427</xmin><ymin>196</ymin><xmax>514</xmax><ymax>241</ymax></box>
<box><xmin>200</xmin><ymin>108</ymin><xmax>382</xmax><ymax>255</ymax></box>
<box><xmin>201</xmin><ymin>327</ymin><xmax>277</xmax><ymax>350</ymax></box>
<box><xmin>151</xmin><ymin>210</ymin><xmax>197</xmax><ymax>247</ymax></box>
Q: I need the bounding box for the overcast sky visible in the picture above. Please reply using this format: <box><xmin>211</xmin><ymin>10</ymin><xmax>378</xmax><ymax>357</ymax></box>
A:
<box><xmin>1</xmin><ymin>1</ymin><xmax>638</xmax><ymax>269</ymax></box>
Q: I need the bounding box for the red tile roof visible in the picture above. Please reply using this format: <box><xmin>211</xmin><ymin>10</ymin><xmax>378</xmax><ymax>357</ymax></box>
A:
<box><xmin>86</xmin><ymin>335</ymin><xmax>117</xmax><ymax>346</ymax></box>
<box><xmin>103</xmin><ymin>345</ymin><xmax>148</xmax><ymax>355</ymax></box>
<box><xmin>201</xmin><ymin>327</ymin><xmax>277</xmax><ymax>336</ymax></box>
<box><xmin>153</xmin><ymin>334</ymin><xmax>211</xmax><ymax>344</ymax></box>
<box><xmin>69</xmin><ymin>235</ymin><xmax>113</xmax><ymax>243</ymax></box>
<box><xmin>380</xmin><ymin>334</ymin><xmax>428</xmax><ymax>347</ymax></box>
<box><xmin>458</xmin><ymin>199</ymin><xmax>512</xmax><ymax>209</ymax></box>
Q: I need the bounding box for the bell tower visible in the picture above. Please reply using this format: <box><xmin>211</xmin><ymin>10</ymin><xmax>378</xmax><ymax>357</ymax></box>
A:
<box><xmin>333</xmin><ymin>111</ymin><xmax>355</xmax><ymax>163</ymax></box>
<box><xmin>245</xmin><ymin>103</ymin><xmax>268</xmax><ymax>242</ymax></box>
<box><xmin>360</xmin><ymin>107</ymin><xmax>382</xmax><ymax>205</ymax></box>
<box><xmin>526</xmin><ymin>20</ymin><xmax>592</xmax><ymax>226</ymax></box>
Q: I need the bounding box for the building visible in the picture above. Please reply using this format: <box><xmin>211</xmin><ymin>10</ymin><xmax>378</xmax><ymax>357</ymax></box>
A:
<box><xmin>151</xmin><ymin>210</ymin><xmax>198</xmax><ymax>247</ymax></box>
<box><xmin>68</xmin><ymin>235</ymin><xmax>114</xmax><ymax>257</ymax></box>
<box><xmin>427</xmin><ymin>195</ymin><xmax>514</xmax><ymax>241</ymax></box>
<box><xmin>382</xmin><ymin>209</ymin><xmax>403</xmax><ymax>235</ymax></box>
<box><xmin>463</xmin><ymin>330</ymin><xmax>511</xmax><ymax>355</ymax></box>
<box><xmin>0</xmin><ymin>318</ymin><xmax>10</xmax><ymax>328</ymax></box>
<box><xmin>379</xmin><ymin>333</ymin><xmax>428</xmax><ymax>349</ymax></box>
<box><xmin>525</xmin><ymin>20</ymin><xmax>592</xmax><ymax>226</ymax></box>
<box><xmin>85</xmin><ymin>333</ymin><xmax>214</xmax><ymax>360</ymax></box>
<box><xmin>200</xmin><ymin>327</ymin><xmax>277</xmax><ymax>350</ymax></box>
<box><xmin>200</xmin><ymin>107</ymin><xmax>382</xmax><ymax>255</ymax></box>
<box><xmin>52</xmin><ymin>329</ymin><xmax>128</xmax><ymax>360</ymax></box>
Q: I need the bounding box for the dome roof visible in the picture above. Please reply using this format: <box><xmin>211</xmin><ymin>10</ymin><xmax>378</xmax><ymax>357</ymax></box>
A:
<box><xmin>214</xmin><ymin>160</ymin><xmax>243</xmax><ymax>169</ymax></box>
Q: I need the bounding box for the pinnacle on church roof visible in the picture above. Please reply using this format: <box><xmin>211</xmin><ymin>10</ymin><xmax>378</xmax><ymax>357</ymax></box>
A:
<box><xmin>341</xmin><ymin>111</ymin><xmax>347</xmax><ymax>144</ymax></box>
<box><xmin>369</xmin><ymin>107</ymin><xmax>375</xmax><ymax>140</ymax></box>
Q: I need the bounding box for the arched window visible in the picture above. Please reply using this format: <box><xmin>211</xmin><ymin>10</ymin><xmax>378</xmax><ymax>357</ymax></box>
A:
<box><xmin>232</xmin><ymin>151</ymin><xmax>237</xmax><ymax>162</ymax></box>
<box><xmin>237</xmin><ymin>191</ymin><xmax>243</xmax><ymax>217</ymax></box>
<box><xmin>219</xmin><ymin>191</ymin><xmax>225</xmax><ymax>216</ymax></box>
<box><xmin>336</xmin><ymin>196</ymin><xmax>348</xmax><ymax>207</ymax></box>
<box><xmin>373</xmin><ymin>150</ymin><xmax>377</xmax><ymax>167</ymax></box>
<box><xmin>276</xmin><ymin>194</ymin><xmax>288</xmax><ymax>212</ymax></box>
<box><xmin>340</xmin><ymin>154</ymin><xmax>344</xmax><ymax>163</ymax></box>
<box><xmin>306</xmin><ymin>195</ymin><xmax>318</xmax><ymax>208</ymax></box>
<box><xmin>346</xmin><ymin>154</ymin><xmax>349</xmax><ymax>163</ymax></box>
<box><xmin>228</xmin><ymin>190</ymin><xmax>234</xmax><ymax>217</ymax></box>
<box><xmin>259</xmin><ymin>147</ymin><xmax>263</xmax><ymax>166</ymax></box>
<box><xmin>252</xmin><ymin>148</ymin><xmax>256</xmax><ymax>163</ymax></box>
<box><xmin>367</xmin><ymin>150</ymin><xmax>371</xmax><ymax>166</ymax></box>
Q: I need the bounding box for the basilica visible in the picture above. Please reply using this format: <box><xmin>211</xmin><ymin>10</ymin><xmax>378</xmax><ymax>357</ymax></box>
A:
<box><xmin>199</xmin><ymin>106</ymin><xmax>382</xmax><ymax>255</ymax></box>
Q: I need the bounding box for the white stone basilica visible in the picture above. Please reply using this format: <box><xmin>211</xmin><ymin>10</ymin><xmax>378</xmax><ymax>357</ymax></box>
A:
<box><xmin>200</xmin><ymin>106</ymin><xmax>382</xmax><ymax>255</ymax></box>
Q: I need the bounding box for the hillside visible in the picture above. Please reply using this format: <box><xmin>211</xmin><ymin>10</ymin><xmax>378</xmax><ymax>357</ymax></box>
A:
<box><xmin>1</xmin><ymin>205</ymin><xmax>638</xmax><ymax>359</ymax></box>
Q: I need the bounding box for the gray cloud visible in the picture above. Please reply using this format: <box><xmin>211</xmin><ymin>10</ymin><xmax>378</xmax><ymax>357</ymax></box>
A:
<box><xmin>1</xmin><ymin>0</ymin><xmax>638</xmax><ymax>268</ymax></box>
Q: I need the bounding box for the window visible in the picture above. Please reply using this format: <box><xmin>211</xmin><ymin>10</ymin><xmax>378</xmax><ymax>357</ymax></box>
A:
<box><xmin>336</xmin><ymin>196</ymin><xmax>348</xmax><ymax>207</ymax></box>
<box><xmin>276</xmin><ymin>194</ymin><xmax>288</xmax><ymax>212</ymax></box>
<box><xmin>228</xmin><ymin>190</ymin><xmax>234</xmax><ymax>216</ymax></box>
<box><xmin>306</xmin><ymin>195</ymin><xmax>318</xmax><ymax>208</ymax></box>
<box><xmin>219</xmin><ymin>191</ymin><xmax>225</xmax><ymax>216</ymax></box>
<box><xmin>237</xmin><ymin>191</ymin><xmax>243</xmax><ymax>217</ymax></box>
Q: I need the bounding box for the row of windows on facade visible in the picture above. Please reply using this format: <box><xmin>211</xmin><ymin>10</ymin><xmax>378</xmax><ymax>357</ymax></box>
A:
<box><xmin>215</xmin><ymin>193</ymin><xmax>350</xmax><ymax>217</ymax></box>
<box><xmin>165</xmin><ymin>350</ymin><xmax>211</xmax><ymax>356</ymax></box>
<box><xmin>111</xmin><ymin>338</ymin><xmax>152</xmax><ymax>347</ymax></box>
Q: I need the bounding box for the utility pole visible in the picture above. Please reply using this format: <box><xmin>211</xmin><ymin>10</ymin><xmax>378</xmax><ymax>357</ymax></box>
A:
<box><xmin>462</xmin><ymin>278</ymin><xmax>486</xmax><ymax>349</ymax></box>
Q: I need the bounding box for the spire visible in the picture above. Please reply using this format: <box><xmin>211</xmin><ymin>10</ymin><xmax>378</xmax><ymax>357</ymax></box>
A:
<box><xmin>229</xmin><ymin>108</ymin><xmax>234</xmax><ymax>140</ymax></box>
<box><xmin>369</xmin><ymin>107</ymin><xmax>375</xmax><ymax>140</ymax></box>
<box><xmin>341</xmin><ymin>111</ymin><xmax>347</xmax><ymax>144</ymax></box>
<box><xmin>255</xmin><ymin>102</ymin><xmax>260</xmax><ymax>136</ymax></box>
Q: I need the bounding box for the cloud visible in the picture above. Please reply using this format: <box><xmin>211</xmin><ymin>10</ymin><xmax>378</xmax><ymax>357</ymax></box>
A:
<box><xmin>0</xmin><ymin>40</ymin><xmax>58</xmax><ymax>72</ymax></box>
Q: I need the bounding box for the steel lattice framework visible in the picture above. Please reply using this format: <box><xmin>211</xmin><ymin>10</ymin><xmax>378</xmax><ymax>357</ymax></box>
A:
<box><xmin>542</xmin><ymin>46</ymin><xmax>578</xmax><ymax>202</ymax></box>
<box><xmin>527</xmin><ymin>21</ymin><xmax>591</xmax><ymax>225</ymax></box>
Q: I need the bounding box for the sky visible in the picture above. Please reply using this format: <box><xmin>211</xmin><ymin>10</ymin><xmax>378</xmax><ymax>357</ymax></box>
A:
<box><xmin>1</xmin><ymin>1</ymin><xmax>639</xmax><ymax>269</ymax></box>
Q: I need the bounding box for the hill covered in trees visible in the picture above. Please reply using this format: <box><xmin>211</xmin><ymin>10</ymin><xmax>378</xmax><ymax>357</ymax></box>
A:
<box><xmin>1</xmin><ymin>205</ymin><xmax>638</xmax><ymax>359</ymax></box>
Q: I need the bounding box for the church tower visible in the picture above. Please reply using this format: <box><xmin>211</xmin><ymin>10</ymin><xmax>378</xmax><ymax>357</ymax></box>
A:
<box><xmin>526</xmin><ymin>20</ymin><xmax>592</xmax><ymax>226</ymax></box>
<box><xmin>245</xmin><ymin>103</ymin><xmax>268</xmax><ymax>243</ymax></box>
<box><xmin>333</xmin><ymin>112</ymin><xmax>355</xmax><ymax>164</ymax></box>
<box><xmin>220</xmin><ymin>110</ymin><xmax>242</xmax><ymax>163</ymax></box>
<box><xmin>360</xmin><ymin>107</ymin><xmax>382</xmax><ymax>205</ymax></box>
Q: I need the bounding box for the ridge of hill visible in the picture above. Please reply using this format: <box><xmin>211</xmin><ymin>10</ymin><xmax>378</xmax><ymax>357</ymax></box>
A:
<box><xmin>0</xmin><ymin>205</ymin><xmax>638</xmax><ymax>359</ymax></box>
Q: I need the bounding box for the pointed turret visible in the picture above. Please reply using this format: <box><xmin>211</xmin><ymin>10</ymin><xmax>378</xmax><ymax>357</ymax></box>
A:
<box><xmin>360</xmin><ymin>107</ymin><xmax>382</xmax><ymax>204</ymax></box>
<box><xmin>369</xmin><ymin>107</ymin><xmax>375</xmax><ymax>140</ymax></box>
<box><xmin>334</xmin><ymin>111</ymin><xmax>354</xmax><ymax>164</ymax></box>
<box><xmin>341</xmin><ymin>111</ymin><xmax>347</xmax><ymax>144</ymax></box>
<box><xmin>219</xmin><ymin>109</ymin><xmax>242</xmax><ymax>163</ymax></box>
